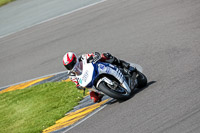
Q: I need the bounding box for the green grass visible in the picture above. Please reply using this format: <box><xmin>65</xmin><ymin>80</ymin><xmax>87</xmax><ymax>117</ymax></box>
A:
<box><xmin>0</xmin><ymin>0</ymin><xmax>15</xmax><ymax>7</ymax></box>
<box><xmin>0</xmin><ymin>81</ymin><xmax>86</xmax><ymax>133</ymax></box>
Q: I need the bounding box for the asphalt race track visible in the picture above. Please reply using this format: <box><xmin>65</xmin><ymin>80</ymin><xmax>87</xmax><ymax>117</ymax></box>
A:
<box><xmin>1</xmin><ymin>0</ymin><xmax>200</xmax><ymax>133</ymax></box>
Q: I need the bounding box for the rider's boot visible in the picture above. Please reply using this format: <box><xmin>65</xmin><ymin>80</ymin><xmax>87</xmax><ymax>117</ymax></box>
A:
<box><xmin>90</xmin><ymin>91</ymin><xmax>104</xmax><ymax>103</ymax></box>
<box><xmin>102</xmin><ymin>53</ymin><xmax>136</xmax><ymax>75</ymax></box>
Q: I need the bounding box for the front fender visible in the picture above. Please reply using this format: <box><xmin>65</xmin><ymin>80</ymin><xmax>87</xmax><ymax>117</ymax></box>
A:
<box><xmin>95</xmin><ymin>74</ymin><xmax>131</xmax><ymax>94</ymax></box>
<box><xmin>96</xmin><ymin>77</ymin><xmax>113</xmax><ymax>89</ymax></box>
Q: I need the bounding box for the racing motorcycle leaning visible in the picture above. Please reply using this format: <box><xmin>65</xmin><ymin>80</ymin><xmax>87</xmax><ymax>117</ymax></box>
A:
<box><xmin>72</xmin><ymin>52</ymin><xmax>147</xmax><ymax>100</ymax></box>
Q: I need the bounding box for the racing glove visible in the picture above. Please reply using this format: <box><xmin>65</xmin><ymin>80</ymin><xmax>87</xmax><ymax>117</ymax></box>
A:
<box><xmin>76</xmin><ymin>85</ymin><xmax>84</xmax><ymax>90</ymax></box>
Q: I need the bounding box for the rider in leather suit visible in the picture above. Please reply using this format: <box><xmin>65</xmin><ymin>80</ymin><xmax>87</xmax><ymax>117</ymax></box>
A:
<box><xmin>63</xmin><ymin>52</ymin><xmax>132</xmax><ymax>103</ymax></box>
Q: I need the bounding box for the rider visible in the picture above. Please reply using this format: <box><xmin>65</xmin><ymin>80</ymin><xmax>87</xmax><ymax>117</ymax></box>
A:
<box><xmin>62</xmin><ymin>52</ymin><xmax>133</xmax><ymax>103</ymax></box>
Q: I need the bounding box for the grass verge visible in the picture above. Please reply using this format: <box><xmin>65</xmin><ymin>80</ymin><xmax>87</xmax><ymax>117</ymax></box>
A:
<box><xmin>0</xmin><ymin>81</ymin><xmax>86</xmax><ymax>133</ymax></box>
<box><xmin>0</xmin><ymin>0</ymin><xmax>15</xmax><ymax>7</ymax></box>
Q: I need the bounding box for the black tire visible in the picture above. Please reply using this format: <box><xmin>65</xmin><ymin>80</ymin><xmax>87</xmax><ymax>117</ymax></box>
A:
<box><xmin>98</xmin><ymin>81</ymin><xmax>131</xmax><ymax>100</ymax></box>
<box><xmin>136</xmin><ymin>71</ymin><xmax>147</xmax><ymax>88</ymax></box>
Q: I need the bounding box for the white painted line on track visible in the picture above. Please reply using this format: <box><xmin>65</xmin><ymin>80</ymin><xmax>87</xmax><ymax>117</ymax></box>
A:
<box><xmin>0</xmin><ymin>0</ymin><xmax>107</xmax><ymax>39</ymax></box>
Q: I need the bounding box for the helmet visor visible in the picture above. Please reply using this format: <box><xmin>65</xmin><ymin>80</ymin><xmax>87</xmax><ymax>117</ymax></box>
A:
<box><xmin>64</xmin><ymin>57</ymin><xmax>77</xmax><ymax>70</ymax></box>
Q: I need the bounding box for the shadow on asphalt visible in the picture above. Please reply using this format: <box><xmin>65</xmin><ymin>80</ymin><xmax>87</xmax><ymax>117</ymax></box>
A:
<box><xmin>133</xmin><ymin>81</ymin><xmax>156</xmax><ymax>94</ymax></box>
<box><xmin>107</xmin><ymin>81</ymin><xmax>157</xmax><ymax>105</ymax></box>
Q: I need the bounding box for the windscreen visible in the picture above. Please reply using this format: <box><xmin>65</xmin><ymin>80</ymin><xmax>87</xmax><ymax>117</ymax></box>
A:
<box><xmin>72</xmin><ymin>61</ymin><xmax>83</xmax><ymax>76</ymax></box>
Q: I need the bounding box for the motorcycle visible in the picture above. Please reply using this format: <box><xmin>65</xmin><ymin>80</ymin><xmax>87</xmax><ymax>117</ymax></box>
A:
<box><xmin>73</xmin><ymin>53</ymin><xmax>147</xmax><ymax>100</ymax></box>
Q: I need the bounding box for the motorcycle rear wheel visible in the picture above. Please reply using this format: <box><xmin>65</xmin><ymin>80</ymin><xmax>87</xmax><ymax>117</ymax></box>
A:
<box><xmin>98</xmin><ymin>81</ymin><xmax>132</xmax><ymax>100</ymax></box>
<box><xmin>136</xmin><ymin>71</ymin><xmax>147</xmax><ymax>88</ymax></box>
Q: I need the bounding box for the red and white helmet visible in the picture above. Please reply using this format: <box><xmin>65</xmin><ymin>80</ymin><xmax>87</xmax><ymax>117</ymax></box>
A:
<box><xmin>63</xmin><ymin>52</ymin><xmax>78</xmax><ymax>70</ymax></box>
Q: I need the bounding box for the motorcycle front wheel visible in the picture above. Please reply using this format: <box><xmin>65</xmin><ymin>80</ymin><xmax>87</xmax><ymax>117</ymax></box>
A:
<box><xmin>98</xmin><ymin>81</ymin><xmax>132</xmax><ymax>100</ymax></box>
